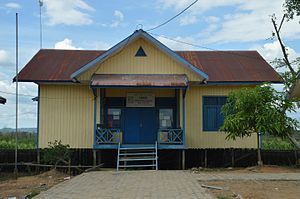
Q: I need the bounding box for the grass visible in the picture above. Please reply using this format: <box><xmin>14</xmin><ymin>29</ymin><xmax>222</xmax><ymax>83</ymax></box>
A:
<box><xmin>0</xmin><ymin>132</ymin><xmax>36</xmax><ymax>149</ymax></box>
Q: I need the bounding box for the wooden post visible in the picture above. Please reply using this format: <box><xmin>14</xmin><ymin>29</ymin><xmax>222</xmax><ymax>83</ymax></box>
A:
<box><xmin>93</xmin><ymin>150</ymin><xmax>97</xmax><ymax>166</ymax></box>
<box><xmin>204</xmin><ymin>149</ymin><xmax>207</xmax><ymax>168</ymax></box>
<box><xmin>231</xmin><ymin>148</ymin><xmax>235</xmax><ymax>167</ymax></box>
<box><xmin>37</xmin><ymin>148</ymin><xmax>40</xmax><ymax>173</ymax></box>
<box><xmin>182</xmin><ymin>149</ymin><xmax>185</xmax><ymax>170</ymax></box>
<box><xmin>68</xmin><ymin>159</ymin><xmax>71</xmax><ymax>176</ymax></box>
<box><xmin>295</xmin><ymin>150</ymin><xmax>298</xmax><ymax>167</ymax></box>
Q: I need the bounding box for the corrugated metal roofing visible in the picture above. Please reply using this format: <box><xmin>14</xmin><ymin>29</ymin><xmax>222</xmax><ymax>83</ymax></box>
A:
<box><xmin>17</xmin><ymin>49</ymin><xmax>105</xmax><ymax>82</ymax></box>
<box><xmin>17</xmin><ymin>49</ymin><xmax>282</xmax><ymax>83</ymax></box>
<box><xmin>91</xmin><ymin>74</ymin><xmax>188</xmax><ymax>87</ymax></box>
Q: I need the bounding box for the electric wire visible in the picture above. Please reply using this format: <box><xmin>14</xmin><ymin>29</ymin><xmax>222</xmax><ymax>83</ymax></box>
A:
<box><xmin>148</xmin><ymin>32</ymin><xmax>276</xmax><ymax>62</ymax></box>
<box><xmin>146</xmin><ymin>0</ymin><xmax>198</xmax><ymax>32</ymax></box>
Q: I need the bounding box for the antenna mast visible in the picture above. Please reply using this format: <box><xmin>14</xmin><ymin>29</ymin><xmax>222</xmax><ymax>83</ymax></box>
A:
<box><xmin>39</xmin><ymin>0</ymin><xmax>43</xmax><ymax>49</ymax></box>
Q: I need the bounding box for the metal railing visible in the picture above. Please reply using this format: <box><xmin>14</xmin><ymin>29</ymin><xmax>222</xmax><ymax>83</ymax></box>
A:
<box><xmin>157</xmin><ymin>128</ymin><xmax>183</xmax><ymax>144</ymax></box>
<box><xmin>95</xmin><ymin>128</ymin><xmax>121</xmax><ymax>144</ymax></box>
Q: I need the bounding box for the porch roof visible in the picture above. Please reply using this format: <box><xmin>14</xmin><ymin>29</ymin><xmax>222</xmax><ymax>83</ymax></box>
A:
<box><xmin>90</xmin><ymin>74</ymin><xmax>188</xmax><ymax>88</ymax></box>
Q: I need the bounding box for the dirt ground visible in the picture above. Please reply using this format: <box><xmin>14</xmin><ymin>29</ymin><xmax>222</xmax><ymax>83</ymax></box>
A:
<box><xmin>206</xmin><ymin>181</ymin><xmax>300</xmax><ymax>199</ymax></box>
<box><xmin>0</xmin><ymin>166</ymin><xmax>299</xmax><ymax>199</ymax></box>
<box><xmin>0</xmin><ymin>169</ymin><xmax>69</xmax><ymax>199</ymax></box>
<box><xmin>199</xmin><ymin>166</ymin><xmax>300</xmax><ymax>199</ymax></box>
<box><xmin>194</xmin><ymin>165</ymin><xmax>300</xmax><ymax>173</ymax></box>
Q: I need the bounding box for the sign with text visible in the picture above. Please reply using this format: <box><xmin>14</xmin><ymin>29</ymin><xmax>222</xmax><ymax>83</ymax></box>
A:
<box><xmin>126</xmin><ymin>93</ymin><xmax>155</xmax><ymax>107</ymax></box>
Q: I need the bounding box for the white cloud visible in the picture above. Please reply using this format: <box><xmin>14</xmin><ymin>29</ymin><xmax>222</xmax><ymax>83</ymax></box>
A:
<box><xmin>0</xmin><ymin>50</ymin><xmax>13</xmax><ymax>66</ymax></box>
<box><xmin>156</xmin><ymin>35</ymin><xmax>197</xmax><ymax>50</ymax></box>
<box><xmin>0</xmin><ymin>50</ymin><xmax>10</xmax><ymax>63</ymax></box>
<box><xmin>91</xmin><ymin>41</ymin><xmax>111</xmax><ymax>50</ymax></box>
<box><xmin>202</xmin><ymin>1</ymin><xmax>300</xmax><ymax>44</ymax></box>
<box><xmin>179</xmin><ymin>15</ymin><xmax>197</xmax><ymax>25</ymax></box>
<box><xmin>158</xmin><ymin>0</ymin><xmax>243</xmax><ymax>12</ymax></box>
<box><xmin>254</xmin><ymin>41</ymin><xmax>299</xmax><ymax>62</ymax></box>
<box><xmin>5</xmin><ymin>2</ymin><xmax>21</xmax><ymax>9</ymax></box>
<box><xmin>43</xmin><ymin>0</ymin><xmax>94</xmax><ymax>26</ymax></box>
<box><xmin>0</xmin><ymin>79</ymin><xmax>38</xmax><ymax>128</ymax></box>
<box><xmin>204</xmin><ymin>16</ymin><xmax>220</xmax><ymax>24</ymax></box>
<box><xmin>54</xmin><ymin>38</ymin><xmax>83</xmax><ymax>50</ymax></box>
<box><xmin>110</xmin><ymin>10</ymin><xmax>124</xmax><ymax>28</ymax></box>
<box><xmin>157</xmin><ymin>0</ymin><xmax>300</xmax><ymax>44</ymax></box>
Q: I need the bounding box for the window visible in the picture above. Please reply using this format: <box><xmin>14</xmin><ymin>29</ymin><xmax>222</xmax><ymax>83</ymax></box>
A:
<box><xmin>135</xmin><ymin>46</ymin><xmax>147</xmax><ymax>57</ymax></box>
<box><xmin>203</xmin><ymin>96</ymin><xmax>227</xmax><ymax>131</ymax></box>
<box><xmin>107</xmin><ymin>109</ymin><xmax>121</xmax><ymax>128</ymax></box>
<box><xmin>159</xmin><ymin>109</ymin><xmax>173</xmax><ymax>128</ymax></box>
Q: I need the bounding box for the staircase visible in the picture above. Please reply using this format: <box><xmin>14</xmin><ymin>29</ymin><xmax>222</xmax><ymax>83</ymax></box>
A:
<box><xmin>117</xmin><ymin>142</ymin><xmax>158</xmax><ymax>171</ymax></box>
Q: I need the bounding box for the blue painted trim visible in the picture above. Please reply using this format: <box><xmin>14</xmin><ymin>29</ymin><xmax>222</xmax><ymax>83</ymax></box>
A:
<box><xmin>99</xmin><ymin>89</ymin><xmax>102</xmax><ymax>126</ymax></box>
<box><xmin>36</xmin><ymin>85</ymin><xmax>40</xmax><ymax>149</ymax></box>
<box><xmin>71</xmin><ymin>31</ymin><xmax>139</xmax><ymax>79</ymax></box>
<box><xmin>142</xmin><ymin>31</ymin><xmax>208</xmax><ymax>80</ymax></box>
<box><xmin>176</xmin><ymin>89</ymin><xmax>180</xmax><ymax>128</ymax></box>
<box><xmin>71</xmin><ymin>29</ymin><xmax>208</xmax><ymax>81</ymax></box>
<box><xmin>93</xmin><ymin>144</ymin><xmax>184</xmax><ymax>149</ymax></box>
<box><xmin>94</xmin><ymin>144</ymin><xmax>118</xmax><ymax>149</ymax></box>
<box><xmin>93</xmin><ymin>89</ymin><xmax>97</xmax><ymax>149</ymax></box>
<box><xmin>158</xmin><ymin>145</ymin><xmax>185</xmax><ymax>149</ymax></box>
<box><xmin>182</xmin><ymin>89</ymin><xmax>186</xmax><ymax>148</ymax></box>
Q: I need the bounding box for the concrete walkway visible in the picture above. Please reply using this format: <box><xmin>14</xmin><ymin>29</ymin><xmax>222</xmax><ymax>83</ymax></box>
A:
<box><xmin>35</xmin><ymin>170</ymin><xmax>215</xmax><ymax>199</ymax></box>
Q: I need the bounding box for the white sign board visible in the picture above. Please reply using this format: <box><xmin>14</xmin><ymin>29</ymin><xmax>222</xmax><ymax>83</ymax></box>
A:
<box><xmin>126</xmin><ymin>93</ymin><xmax>155</xmax><ymax>107</ymax></box>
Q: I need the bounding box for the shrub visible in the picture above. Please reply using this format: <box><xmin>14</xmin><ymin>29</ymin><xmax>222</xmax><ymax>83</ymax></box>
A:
<box><xmin>42</xmin><ymin>140</ymin><xmax>71</xmax><ymax>166</ymax></box>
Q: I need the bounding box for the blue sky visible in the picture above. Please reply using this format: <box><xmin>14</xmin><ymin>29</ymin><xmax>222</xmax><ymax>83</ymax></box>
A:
<box><xmin>0</xmin><ymin>0</ymin><xmax>299</xmax><ymax>128</ymax></box>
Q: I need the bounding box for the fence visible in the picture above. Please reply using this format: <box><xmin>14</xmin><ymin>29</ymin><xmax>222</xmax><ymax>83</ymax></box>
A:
<box><xmin>0</xmin><ymin>149</ymin><xmax>298</xmax><ymax>171</ymax></box>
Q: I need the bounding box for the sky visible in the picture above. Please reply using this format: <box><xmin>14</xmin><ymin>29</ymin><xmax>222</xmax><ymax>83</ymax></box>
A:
<box><xmin>0</xmin><ymin>0</ymin><xmax>299</xmax><ymax>128</ymax></box>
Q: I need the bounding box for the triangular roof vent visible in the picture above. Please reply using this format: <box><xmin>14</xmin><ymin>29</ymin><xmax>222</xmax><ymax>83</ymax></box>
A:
<box><xmin>135</xmin><ymin>46</ymin><xmax>147</xmax><ymax>57</ymax></box>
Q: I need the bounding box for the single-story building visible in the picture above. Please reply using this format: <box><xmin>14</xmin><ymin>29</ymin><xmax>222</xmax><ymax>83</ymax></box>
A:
<box><xmin>17</xmin><ymin>29</ymin><xmax>281</xmax><ymax>168</ymax></box>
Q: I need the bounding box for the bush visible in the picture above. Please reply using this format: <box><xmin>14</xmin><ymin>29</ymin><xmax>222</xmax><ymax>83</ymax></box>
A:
<box><xmin>42</xmin><ymin>140</ymin><xmax>71</xmax><ymax>166</ymax></box>
<box><xmin>262</xmin><ymin>135</ymin><xmax>295</xmax><ymax>150</ymax></box>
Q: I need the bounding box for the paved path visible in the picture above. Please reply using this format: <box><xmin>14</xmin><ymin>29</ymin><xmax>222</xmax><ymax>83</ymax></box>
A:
<box><xmin>35</xmin><ymin>170</ymin><xmax>214</xmax><ymax>199</ymax></box>
<box><xmin>196</xmin><ymin>172</ymin><xmax>300</xmax><ymax>181</ymax></box>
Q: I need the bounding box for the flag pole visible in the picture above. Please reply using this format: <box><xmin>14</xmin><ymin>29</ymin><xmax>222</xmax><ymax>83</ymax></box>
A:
<box><xmin>14</xmin><ymin>12</ymin><xmax>19</xmax><ymax>178</ymax></box>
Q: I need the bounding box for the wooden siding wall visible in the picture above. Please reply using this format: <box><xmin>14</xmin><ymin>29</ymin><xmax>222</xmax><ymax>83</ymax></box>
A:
<box><xmin>77</xmin><ymin>38</ymin><xmax>200</xmax><ymax>82</ymax></box>
<box><xmin>39</xmin><ymin>84</ymin><xmax>98</xmax><ymax>148</ymax></box>
<box><xmin>185</xmin><ymin>85</ymin><xmax>257</xmax><ymax>149</ymax></box>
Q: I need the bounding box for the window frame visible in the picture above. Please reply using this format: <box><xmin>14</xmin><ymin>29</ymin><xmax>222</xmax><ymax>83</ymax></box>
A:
<box><xmin>202</xmin><ymin>96</ymin><xmax>227</xmax><ymax>132</ymax></box>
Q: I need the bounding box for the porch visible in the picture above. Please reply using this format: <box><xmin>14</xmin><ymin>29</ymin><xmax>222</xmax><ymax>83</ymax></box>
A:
<box><xmin>90</xmin><ymin>74</ymin><xmax>187</xmax><ymax>150</ymax></box>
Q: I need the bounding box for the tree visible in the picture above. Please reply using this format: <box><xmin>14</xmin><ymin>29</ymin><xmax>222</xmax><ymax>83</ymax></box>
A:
<box><xmin>220</xmin><ymin>84</ymin><xmax>299</xmax><ymax>165</ymax></box>
<box><xmin>284</xmin><ymin>0</ymin><xmax>300</xmax><ymax>21</ymax></box>
<box><xmin>270</xmin><ymin>0</ymin><xmax>300</xmax><ymax>148</ymax></box>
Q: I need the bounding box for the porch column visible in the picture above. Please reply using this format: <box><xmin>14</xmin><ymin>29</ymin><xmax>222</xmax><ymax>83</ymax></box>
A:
<box><xmin>182</xmin><ymin>88</ymin><xmax>186</xmax><ymax>170</ymax></box>
<box><xmin>92</xmin><ymin>88</ymin><xmax>97</xmax><ymax>165</ymax></box>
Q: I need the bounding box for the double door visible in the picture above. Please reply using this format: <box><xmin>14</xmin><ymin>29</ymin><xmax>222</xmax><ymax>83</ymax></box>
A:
<box><xmin>123</xmin><ymin>108</ymin><xmax>158</xmax><ymax>144</ymax></box>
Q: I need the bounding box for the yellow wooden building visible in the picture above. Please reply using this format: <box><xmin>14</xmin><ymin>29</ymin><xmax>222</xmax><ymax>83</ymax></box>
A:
<box><xmin>18</xmin><ymin>30</ymin><xmax>281</xmax><ymax>168</ymax></box>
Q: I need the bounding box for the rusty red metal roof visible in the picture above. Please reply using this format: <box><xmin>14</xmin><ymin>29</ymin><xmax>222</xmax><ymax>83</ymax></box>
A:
<box><xmin>17</xmin><ymin>49</ymin><xmax>282</xmax><ymax>83</ymax></box>
<box><xmin>91</xmin><ymin>74</ymin><xmax>188</xmax><ymax>87</ymax></box>
<box><xmin>17</xmin><ymin>49</ymin><xmax>105</xmax><ymax>82</ymax></box>
<box><xmin>176</xmin><ymin>51</ymin><xmax>282</xmax><ymax>83</ymax></box>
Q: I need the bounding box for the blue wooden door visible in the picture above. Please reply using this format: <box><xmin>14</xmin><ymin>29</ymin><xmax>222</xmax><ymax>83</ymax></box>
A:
<box><xmin>123</xmin><ymin>108</ymin><xmax>140</xmax><ymax>144</ymax></box>
<box><xmin>123</xmin><ymin>108</ymin><xmax>158</xmax><ymax>144</ymax></box>
<box><xmin>140</xmin><ymin>109</ymin><xmax>158</xmax><ymax>144</ymax></box>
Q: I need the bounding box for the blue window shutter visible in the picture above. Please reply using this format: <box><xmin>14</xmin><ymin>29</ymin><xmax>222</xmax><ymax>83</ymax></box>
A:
<box><xmin>203</xmin><ymin>96</ymin><xmax>227</xmax><ymax>131</ymax></box>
